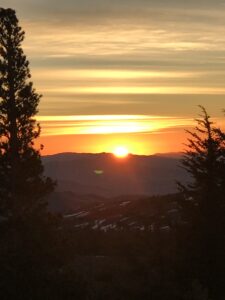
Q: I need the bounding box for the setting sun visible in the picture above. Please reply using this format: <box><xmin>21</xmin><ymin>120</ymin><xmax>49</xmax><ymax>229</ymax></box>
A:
<box><xmin>113</xmin><ymin>146</ymin><xmax>129</xmax><ymax>158</ymax></box>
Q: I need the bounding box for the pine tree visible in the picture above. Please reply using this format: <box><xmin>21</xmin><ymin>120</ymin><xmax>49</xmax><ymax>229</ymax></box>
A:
<box><xmin>0</xmin><ymin>8</ymin><xmax>54</xmax><ymax>222</ymax></box>
<box><xmin>178</xmin><ymin>106</ymin><xmax>225</xmax><ymax>297</ymax></box>
<box><xmin>178</xmin><ymin>106</ymin><xmax>225</xmax><ymax>229</ymax></box>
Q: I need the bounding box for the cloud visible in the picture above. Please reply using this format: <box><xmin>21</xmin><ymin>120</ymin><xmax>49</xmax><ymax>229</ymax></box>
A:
<box><xmin>2</xmin><ymin>0</ymin><xmax>225</xmax><ymax>31</ymax></box>
<box><xmin>2</xmin><ymin>0</ymin><xmax>225</xmax><ymax>120</ymax></box>
<box><xmin>36</xmin><ymin>114</ymin><xmax>194</xmax><ymax>136</ymax></box>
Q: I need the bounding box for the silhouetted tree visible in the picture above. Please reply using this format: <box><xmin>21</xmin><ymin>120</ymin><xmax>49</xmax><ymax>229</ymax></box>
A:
<box><xmin>0</xmin><ymin>8</ymin><xmax>54</xmax><ymax>222</ymax></box>
<box><xmin>0</xmin><ymin>9</ymin><xmax>61</xmax><ymax>297</ymax></box>
<box><xmin>179</xmin><ymin>106</ymin><xmax>225</xmax><ymax>229</ymax></box>
<box><xmin>178</xmin><ymin>106</ymin><xmax>225</xmax><ymax>298</ymax></box>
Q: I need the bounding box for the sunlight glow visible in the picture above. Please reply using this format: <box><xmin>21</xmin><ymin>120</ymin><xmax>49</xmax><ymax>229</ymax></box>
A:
<box><xmin>113</xmin><ymin>146</ymin><xmax>129</xmax><ymax>158</ymax></box>
<box><xmin>36</xmin><ymin>114</ymin><xmax>194</xmax><ymax>136</ymax></box>
<box><xmin>41</xmin><ymin>86</ymin><xmax>225</xmax><ymax>95</ymax></box>
<box><xmin>33</xmin><ymin>69</ymin><xmax>196</xmax><ymax>80</ymax></box>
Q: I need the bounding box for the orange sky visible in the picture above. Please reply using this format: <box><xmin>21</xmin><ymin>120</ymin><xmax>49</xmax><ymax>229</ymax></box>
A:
<box><xmin>36</xmin><ymin>114</ymin><xmax>194</xmax><ymax>155</ymax></box>
<box><xmin>36</xmin><ymin>115</ymin><xmax>225</xmax><ymax>155</ymax></box>
<box><xmin>37</xmin><ymin>127</ymin><xmax>190</xmax><ymax>155</ymax></box>
<box><xmin>3</xmin><ymin>1</ymin><xmax>225</xmax><ymax>155</ymax></box>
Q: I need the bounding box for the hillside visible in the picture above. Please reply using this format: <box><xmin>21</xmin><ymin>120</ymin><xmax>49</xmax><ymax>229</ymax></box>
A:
<box><xmin>43</xmin><ymin>152</ymin><xmax>188</xmax><ymax>198</ymax></box>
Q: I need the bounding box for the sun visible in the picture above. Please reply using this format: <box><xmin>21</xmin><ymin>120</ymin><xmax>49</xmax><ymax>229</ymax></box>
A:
<box><xmin>113</xmin><ymin>146</ymin><xmax>129</xmax><ymax>158</ymax></box>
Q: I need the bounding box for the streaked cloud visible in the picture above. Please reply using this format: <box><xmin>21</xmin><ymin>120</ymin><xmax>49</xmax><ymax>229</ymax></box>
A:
<box><xmin>37</xmin><ymin>114</ymin><xmax>193</xmax><ymax>136</ymax></box>
<box><xmin>40</xmin><ymin>86</ymin><xmax>225</xmax><ymax>95</ymax></box>
<box><xmin>33</xmin><ymin>69</ymin><xmax>196</xmax><ymax>80</ymax></box>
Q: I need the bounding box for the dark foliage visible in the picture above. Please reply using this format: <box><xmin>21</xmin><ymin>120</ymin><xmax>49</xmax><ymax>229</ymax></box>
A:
<box><xmin>178</xmin><ymin>106</ymin><xmax>225</xmax><ymax>225</ymax></box>
<box><xmin>0</xmin><ymin>8</ymin><xmax>59</xmax><ymax>298</ymax></box>
<box><xmin>178</xmin><ymin>106</ymin><xmax>225</xmax><ymax>299</ymax></box>
<box><xmin>0</xmin><ymin>8</ymin><xmax>55</xmax><ymax>221</ymax></box>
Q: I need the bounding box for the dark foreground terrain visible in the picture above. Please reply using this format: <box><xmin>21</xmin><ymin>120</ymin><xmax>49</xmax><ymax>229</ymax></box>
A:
<box><xmin>1</xmin><ymin>153</ymin><xmax>222</xmax><ymax>299</ymax></box>
<box><xmin>1</xmin><ymin>190</ymin><xmax>223</xmax><ymax>300</ymax></box>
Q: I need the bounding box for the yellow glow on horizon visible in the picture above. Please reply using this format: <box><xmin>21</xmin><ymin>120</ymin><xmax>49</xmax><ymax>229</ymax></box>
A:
<box><xmin>36</xmin><ymin>114</ymin><xmax>193</xmax><ymax>136</ymax></box>
<box><xmin>37</xmin><ymin>115</ymin><xmax>151</xmax><ymax>122</ymax></box>
<box><xmin>41</xmin><ymin>86</ymin><xmax>225</xmax><ymax>95</ymax></box>
<box><xmin>113</xmin><ymin>146</ymin><xmax>129</xmax><ymax>158</ymax></box>
<box><xmin>37</xmin><ymin>130</ymin><xmax>186</xmax><ymax>156</ymax></box>
<box><xmin>33</xmin><ymin>69</ymin><xmax>196</xmax><ymax>80</ymax></box>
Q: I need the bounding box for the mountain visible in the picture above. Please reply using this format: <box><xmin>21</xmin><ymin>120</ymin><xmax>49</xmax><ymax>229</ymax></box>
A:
<box><xmin>153</xmin><ymin>152</ymin><xmax>183</xmax><ymax>159</ymax></box>
<box><xmin>43</xmin><ymin>152</ymin><xmax>189</xmax><ymax>199</ymax></box>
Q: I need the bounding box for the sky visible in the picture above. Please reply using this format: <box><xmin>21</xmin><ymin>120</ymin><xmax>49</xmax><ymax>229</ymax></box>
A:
<box><xmin>1</xmin><ymin>0</ymin><xmax>225</xmax><ymax>155</ymax></box>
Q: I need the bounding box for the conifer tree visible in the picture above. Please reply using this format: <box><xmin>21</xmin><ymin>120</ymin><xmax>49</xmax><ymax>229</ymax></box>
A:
<box><xmin>0</xmin><ymin>8</ymin><xmax>54</xmax><ymax>222</ymax></box>
<box><xmin>178</xmin><ymin>106</ymin><xmax>225</xmax><ymax>296</ymax></box>
<box><xmin>179</xmin><ymin>106</ymin><xmax>225</xmax><ymax>230</ymax></box>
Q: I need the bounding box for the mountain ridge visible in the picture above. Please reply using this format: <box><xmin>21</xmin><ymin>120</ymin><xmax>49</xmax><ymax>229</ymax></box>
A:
<box><xmin>43</xmin><ymin>152</ymin><xmax>188</xmax><ymax>198</ymax></box>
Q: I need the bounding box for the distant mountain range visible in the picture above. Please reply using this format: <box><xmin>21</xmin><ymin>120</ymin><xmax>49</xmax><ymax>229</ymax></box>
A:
<box><xmin>43</xmin><ymin>152</ymin><xmax>189</xmax><ymax>201</ymax></box>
